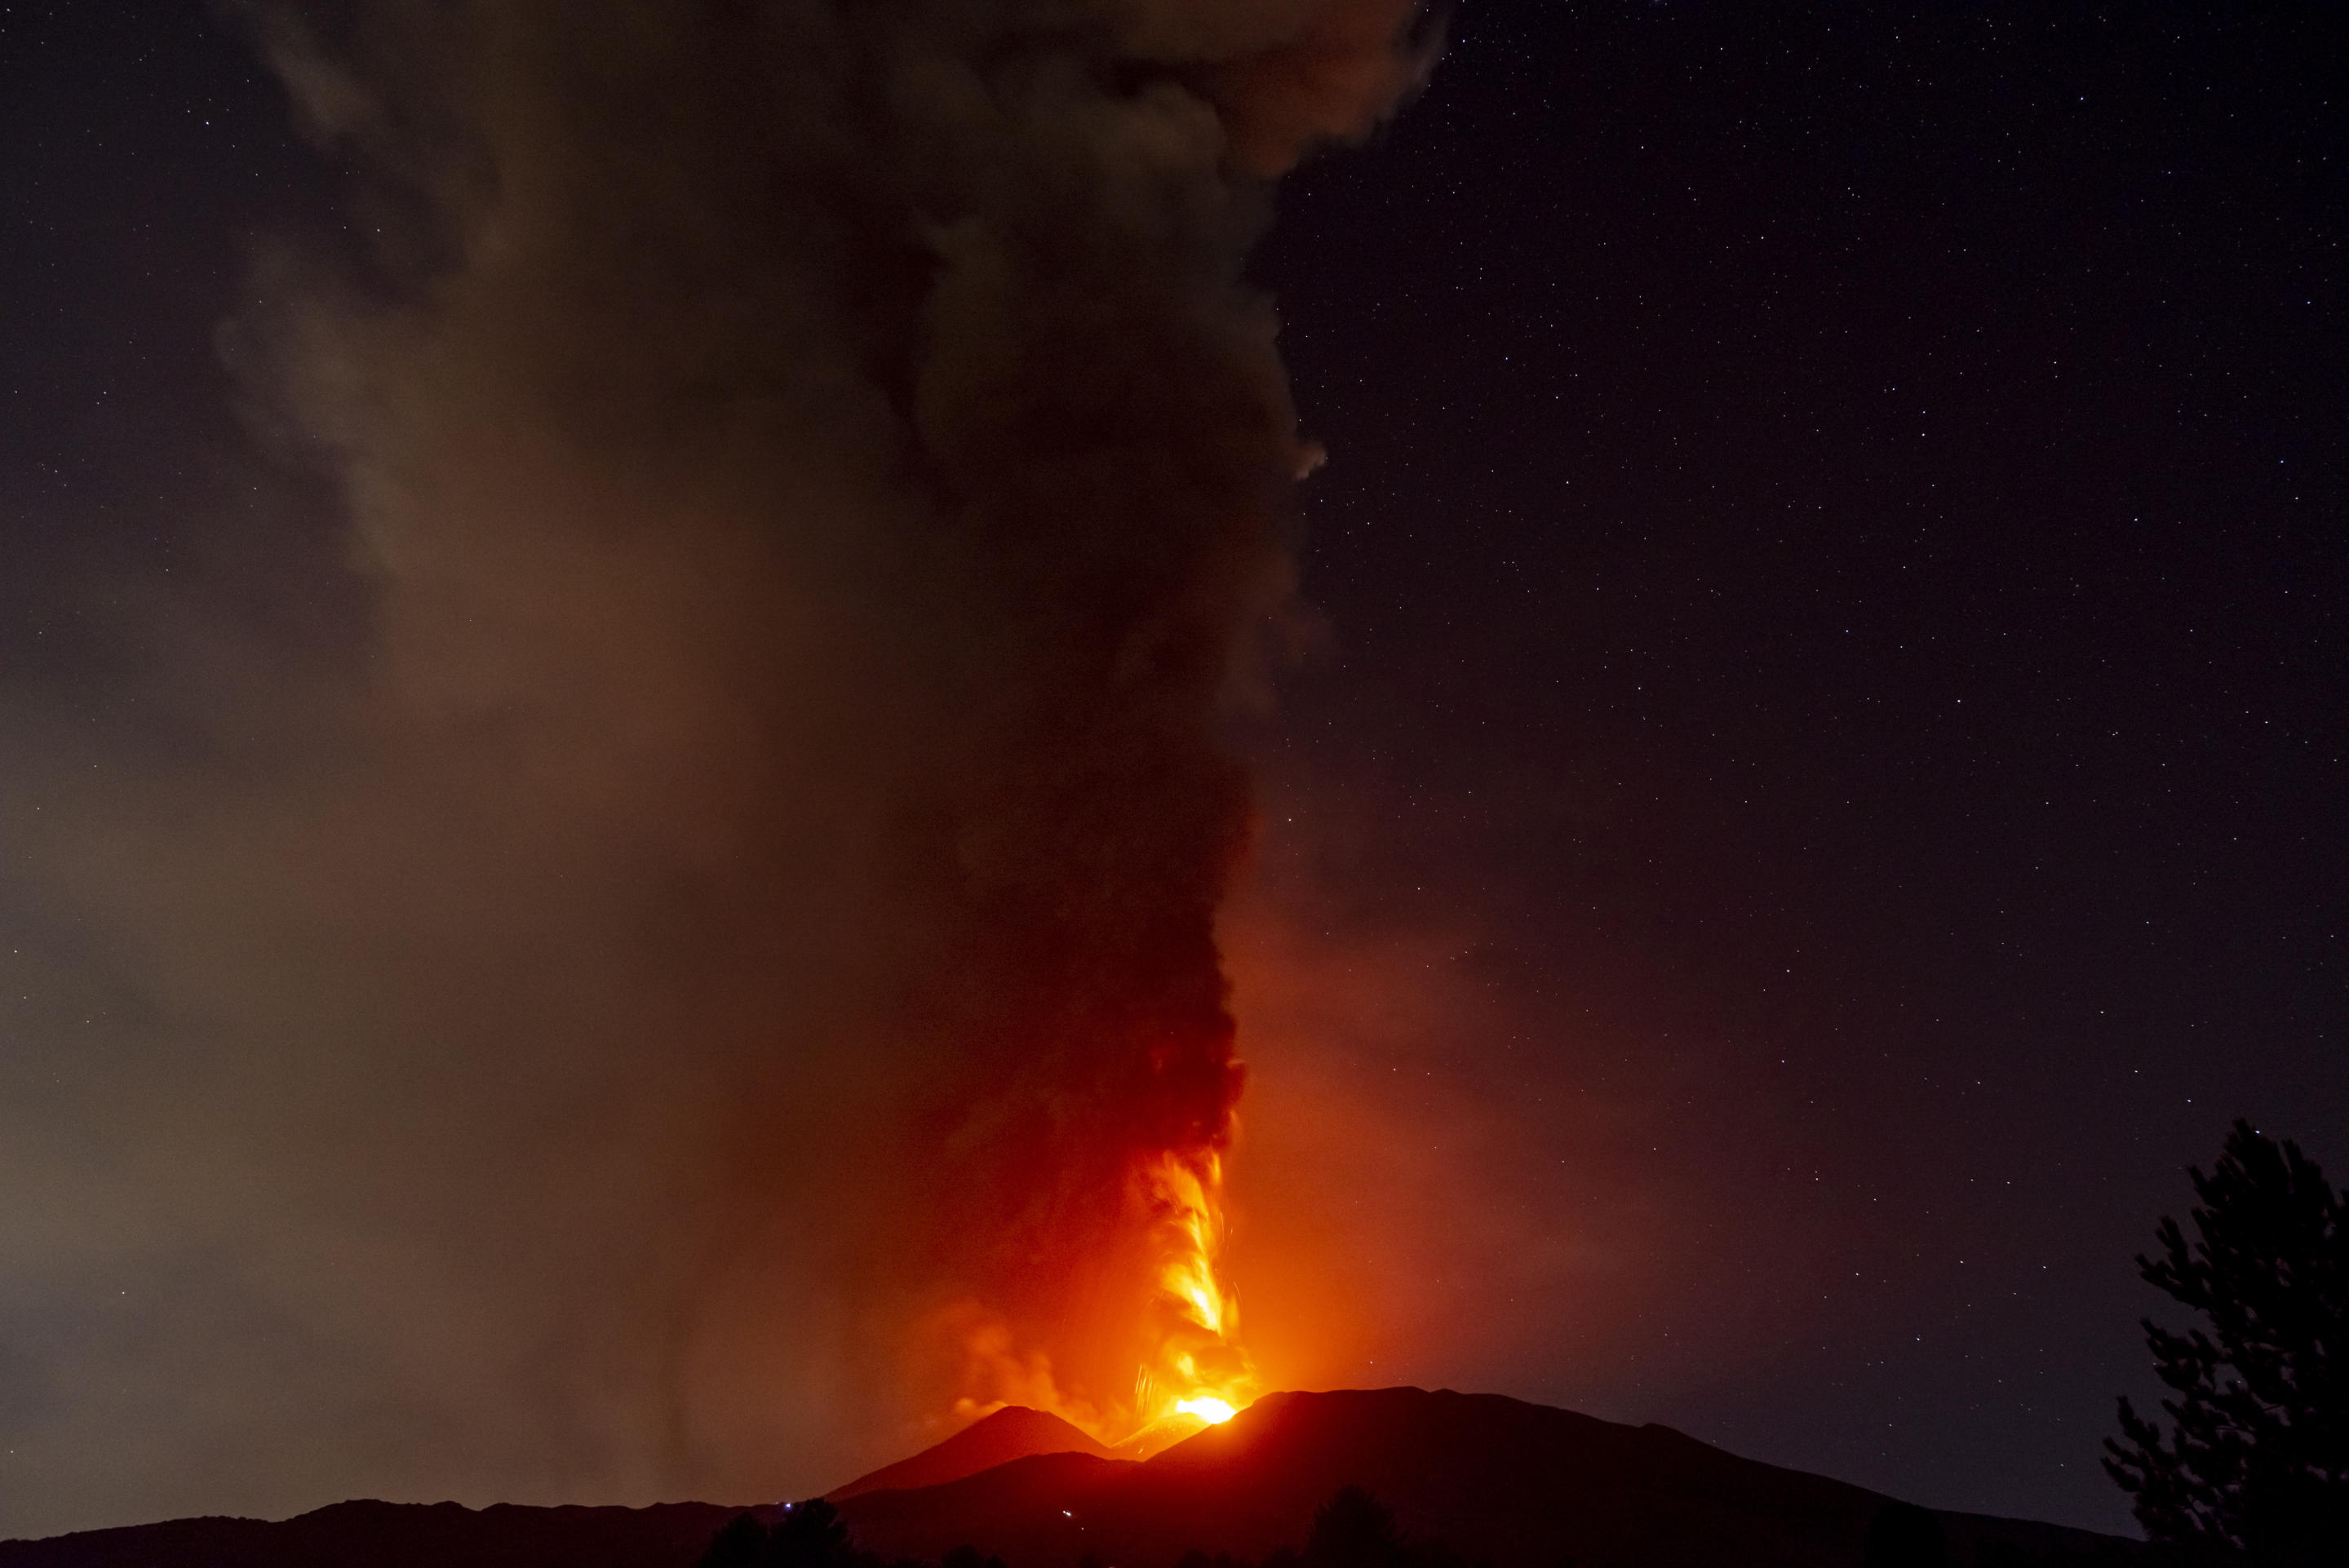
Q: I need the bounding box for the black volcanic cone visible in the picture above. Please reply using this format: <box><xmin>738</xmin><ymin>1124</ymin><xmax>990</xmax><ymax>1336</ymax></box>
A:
<box><xmin>830</xmin><ymin>1408</ymin><xmax>1116</xmax><ymax>1502</ymax></box>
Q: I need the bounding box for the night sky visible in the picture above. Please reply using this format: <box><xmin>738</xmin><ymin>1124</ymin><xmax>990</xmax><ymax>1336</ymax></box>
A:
<box><xmin>4</xmin><ymin>0</ymin><xmax>2345</xmax><ymax>1545</ymax></box>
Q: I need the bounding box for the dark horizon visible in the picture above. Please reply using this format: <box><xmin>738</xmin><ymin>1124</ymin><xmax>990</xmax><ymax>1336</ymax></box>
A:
<box><xmin>0</xmin><ymin>1386</ymin><xmax>2142</xmax><ymax>1565</ymax></box>
<box><xmin>2</xmin><ymin>0</ymin><xmax>2342</xmax><ymax>1544</ymax></box>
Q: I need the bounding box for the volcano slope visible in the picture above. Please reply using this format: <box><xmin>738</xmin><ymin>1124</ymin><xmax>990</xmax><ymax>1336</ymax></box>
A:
<box><xmin>0</xmin><ymin>1389</ymin><xmax>2139</xmax><ymax>1568</ymax></box>
<box><xmin>833</xmin><ymin>1388</ymin><xmax>2138</xmax><ymax>1568</ymax></box>
<box><xmin>830</xmin><ymin>1409</ymin><xmax>1113</xmax><ymax>1501</ymax></box>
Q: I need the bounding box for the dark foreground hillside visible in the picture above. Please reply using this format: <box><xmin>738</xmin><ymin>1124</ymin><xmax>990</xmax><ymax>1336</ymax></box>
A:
<box><xmin>0</xmin><ymin>1389</ymin><xmax>2139</xmax><ymax>1568</ymax></box>
<box><xmin>835</xmin><ymin>1389</ymin><xmax>2137</xmax><ymax>1568</ymax></box>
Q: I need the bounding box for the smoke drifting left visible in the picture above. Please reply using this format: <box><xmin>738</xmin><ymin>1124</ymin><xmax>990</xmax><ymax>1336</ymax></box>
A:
<box><xmin>0</xmin><ymin>0</ymin><xmax>1433</xmax><ymax>1536</ymax></box>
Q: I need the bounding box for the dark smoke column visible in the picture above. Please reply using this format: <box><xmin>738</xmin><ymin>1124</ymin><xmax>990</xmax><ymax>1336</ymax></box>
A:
<box><xmin>255</xmin><ymin>0</ymin><xmax>1434</xmax><ymax>1446</ymax></box>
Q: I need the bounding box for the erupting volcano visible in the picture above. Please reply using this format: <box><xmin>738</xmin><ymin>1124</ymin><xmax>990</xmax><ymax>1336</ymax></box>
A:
<box><xmin>941</xmin><ymin>1136</ymin><xmax>1262</xmax><ymax>1455</ymax></box>
<box><xmin>3</xmin><ymin>0</ymin><xmax>1439</xmax><ymax>1522</ymax></box>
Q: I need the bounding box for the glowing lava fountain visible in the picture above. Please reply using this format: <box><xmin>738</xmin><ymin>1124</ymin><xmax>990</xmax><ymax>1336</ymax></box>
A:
<box><xmin>1123</xmin><ymin>1148</ymin><xmax>1258</xmax><ymax>1446</ymax></box>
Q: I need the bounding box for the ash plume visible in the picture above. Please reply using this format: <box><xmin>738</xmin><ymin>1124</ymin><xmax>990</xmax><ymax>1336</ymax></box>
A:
<box><xmin>0</xmin><ymin>0</ymin><xmax>1435</xmax><ymax>1534</ymax></box>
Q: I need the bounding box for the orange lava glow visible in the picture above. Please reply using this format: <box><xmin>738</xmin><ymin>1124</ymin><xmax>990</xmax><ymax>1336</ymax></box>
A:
<box><xmin>1128</xmin><ymin>1148</ymin><xmax>1259</xmax><ymax>1436</ymax></box>
<box><xmin>934</xmin><ymin>1145</ymin><xmax>1260</xmax><ymax>1451</ymax></box>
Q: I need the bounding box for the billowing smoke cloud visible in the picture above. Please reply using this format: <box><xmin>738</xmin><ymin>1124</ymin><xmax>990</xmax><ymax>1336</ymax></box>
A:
<box><xmin>0</xmin><ymin>0</ymin><xmax>1433</xmax><ymax>1537</ymax></box>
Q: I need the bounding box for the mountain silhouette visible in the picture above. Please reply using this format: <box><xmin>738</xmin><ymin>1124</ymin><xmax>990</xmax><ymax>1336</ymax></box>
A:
<box><xmin>832</xmin><ymin>1388</ymin><xmax>2138</xmax><ymax>1568</ymax></box>
<box><xmin>831</xmin><ymin>1408</ymin><xmax>1112</xmax><ymax>1501</ymax></box>
<box><xmin>0</xmin><ymin>1388</ymin><xmax>2138</xmax><ymax>1568</ymax></box>
<box><xmin>0</xmin><ymin>1499</ymin><xmax>765</xmax><ymax>1568</ymax></box>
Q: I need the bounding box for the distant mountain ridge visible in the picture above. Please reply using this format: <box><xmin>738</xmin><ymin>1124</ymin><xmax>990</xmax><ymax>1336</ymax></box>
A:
<box><xmin>0</xmin><ymin>1499</ymin><xmax>763</xmax><ymax>1568</ymax></box>
<box><xmin>0</xmin><ymin>1388</ymin><xmax>2140</xmax><ymax>1568</ymax></box>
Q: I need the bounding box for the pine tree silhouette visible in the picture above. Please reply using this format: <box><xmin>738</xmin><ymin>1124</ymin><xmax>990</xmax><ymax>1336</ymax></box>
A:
<box><xmin>1307</xmin><ymin>1486</ymin><xmax>1401</xmax><ymax>1568</ymax></box>
<box><xmin>694</xmin><ymin>1499</ymin><xmax>859</xmax><ymax>1568</ymax></box>
<box><xmin>773</xmin><ymin>1499</ymin><xmax>852</xmax><ymax>1568</ymax></box>
<box><xmin>699</xmin><ymin>1513</ymin><xmax>770</xmax><ymax>1568</ymax></box>
<box><xmin>2103</xmin><ymin>1119</ymin><xmax>2347</xmax><ymax>1565</ymax></box>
